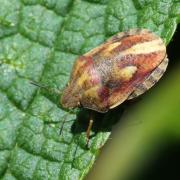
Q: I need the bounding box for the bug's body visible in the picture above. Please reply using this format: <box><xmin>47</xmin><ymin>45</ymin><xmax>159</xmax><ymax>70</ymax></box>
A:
<box><xmin>61</xmin><ymin>29</ymin><xmax>167</xmax><ymax>113</ymax></box>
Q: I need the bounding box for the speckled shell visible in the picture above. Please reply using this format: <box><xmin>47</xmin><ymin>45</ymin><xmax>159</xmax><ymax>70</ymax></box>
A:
<box><xmin>61</xmin><ymin>29</ymin><xmax>167</xmax><ymax>113</ymax></box>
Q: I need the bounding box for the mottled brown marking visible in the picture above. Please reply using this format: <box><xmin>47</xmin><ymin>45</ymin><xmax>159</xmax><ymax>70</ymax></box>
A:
<box><xmin>128</xmin><ymin>57</ymin><xmax>168</xmax><ymax>100</ymax></box>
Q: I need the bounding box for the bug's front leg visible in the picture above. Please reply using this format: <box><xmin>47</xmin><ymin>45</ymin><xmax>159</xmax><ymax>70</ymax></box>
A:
<box><xmin>86</xmin><ymin>112</ymin><xmax>94</xmax><ymax>147</ymax></box>
<box><xmin>59</xmin><ymin>114</ymin><xmax>68</xmax><ymax>135</ymax></box>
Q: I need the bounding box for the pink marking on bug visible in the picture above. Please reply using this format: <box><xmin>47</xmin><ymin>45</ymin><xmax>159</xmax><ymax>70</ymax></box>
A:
<box><xmin>98</xmin><ymin>87</ymin><xmax>109</xmax><ymax>103</ymax></box>
<box><xmin>89</xmin><ymin>68</ymin><xmax>101</xmax><ymax>85</ymax></box>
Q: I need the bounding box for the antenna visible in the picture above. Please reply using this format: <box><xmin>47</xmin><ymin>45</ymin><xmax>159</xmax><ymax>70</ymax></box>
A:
<box><xmin>29</xmin><ymin>80</ymin><xmax>62</xmax><ymax>95</ymax></box>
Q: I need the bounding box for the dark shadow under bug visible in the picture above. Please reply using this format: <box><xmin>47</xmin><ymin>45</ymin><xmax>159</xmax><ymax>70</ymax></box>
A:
<box><xmin>70</xmin><ymin>105</ymin><xmax>125</xmax><ymax>149</ymax></box>
<box><xmin>71</xmin><ymin>97</ymin><xmax>142</xmax><ymax>136</ymax></box>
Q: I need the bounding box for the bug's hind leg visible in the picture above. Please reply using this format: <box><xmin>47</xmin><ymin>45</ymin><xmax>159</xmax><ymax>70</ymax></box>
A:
<box><xmin>128</xmin><ymin>57</ymin><xmax>168</xmax><ymax>100</ymax></box>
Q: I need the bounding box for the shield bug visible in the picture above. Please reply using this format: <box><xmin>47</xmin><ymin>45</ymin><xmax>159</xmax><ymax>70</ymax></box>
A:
<box><xmin>61</xmin><ymin>29</ymin><xmax>168</xmax><ymax>145</ymax></box>
<box><xmin>31</xmin><ymin>29</ymin><xmax>168</xmax><ymax>146</ymax></box>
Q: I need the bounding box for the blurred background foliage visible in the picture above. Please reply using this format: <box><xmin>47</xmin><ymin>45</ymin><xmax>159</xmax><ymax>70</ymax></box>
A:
<box><xmin>88</xmin><ymin>25</ymin><xmax>180</xmax><ymax>180</ymax></box>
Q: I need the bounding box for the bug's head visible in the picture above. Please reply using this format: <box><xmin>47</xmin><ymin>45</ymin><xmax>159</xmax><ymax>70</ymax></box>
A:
<box><xmin>61</xmin><ymin>83</ymin><xmax>81</xmax><ymax>109</ymax></box>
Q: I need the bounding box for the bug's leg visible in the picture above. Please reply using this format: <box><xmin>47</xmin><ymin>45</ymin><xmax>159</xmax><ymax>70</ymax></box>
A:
<box><xmin>59</xmin><ymin>109</ymin><xmax>75</xmax><ymax>135</ymax></box>
<box><xmin>59</xmin><ymin>114</ymin><xmax>67</xmax><ymax>135</ymax></box>
<box><xmin>86</xmin><ymin>114</ymin><xmax>94</xmax><ymax>147</ymax></box>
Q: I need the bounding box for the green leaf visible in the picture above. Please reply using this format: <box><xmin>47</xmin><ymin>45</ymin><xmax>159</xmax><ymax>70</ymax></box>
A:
<box><xmin>0</xmin><ymin>0</ymin><xmax>179</xmax><ymax>179</ymax></box>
